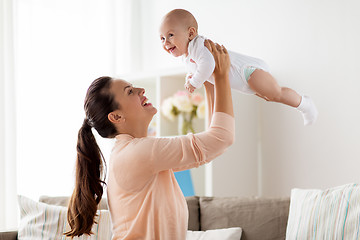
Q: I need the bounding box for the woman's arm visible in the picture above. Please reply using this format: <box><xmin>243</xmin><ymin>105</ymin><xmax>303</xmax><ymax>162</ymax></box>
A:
<box><xmin>203</xmin><ymin>81</ymin><xmax>214</xmax><ymax>128</ymax></box>
<box><xmin>126</xmin><ymin>41</ymin><xmax>234</xmax><ymax>175</ymax></box>
<box><xmin>204</xmin><ymin>40</ymin><xmax>234</xmax><ymax>117</ymax></box>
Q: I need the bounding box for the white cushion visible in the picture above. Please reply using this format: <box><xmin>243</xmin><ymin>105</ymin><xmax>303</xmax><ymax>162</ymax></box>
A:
<box><xmin>187</xmin><ymin>227</ymin><xmax>242</xmax><ymax>240</ymax></box>
<box><xmin>18</xmin><ymin>195</ymin><xmax>112</xmax><ymax>240</ymax></box>
<box><xmin>286</xmin><ymin>183</ymin><xmax>360</xmax><ymax>239</ymax></box>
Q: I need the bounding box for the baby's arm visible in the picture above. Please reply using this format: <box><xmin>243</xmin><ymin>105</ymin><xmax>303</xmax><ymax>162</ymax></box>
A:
<box><xmin>188</xmin><ymin>42</ymin><xmax>216</xmax><ymax>89</ymax></box>
<box><xmin>185</xmin><ymin>81</ymin><xmax>196</xmax><ymax>93</ymax></box>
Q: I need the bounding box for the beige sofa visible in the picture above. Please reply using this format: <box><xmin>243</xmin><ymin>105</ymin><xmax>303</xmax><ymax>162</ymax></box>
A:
<box><xmin>0</xmin><ymin>196</ymin><xmax>290</xmax><ymax>240</ymax></box>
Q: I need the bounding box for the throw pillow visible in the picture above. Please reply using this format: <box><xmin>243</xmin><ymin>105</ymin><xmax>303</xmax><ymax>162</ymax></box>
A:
<box><xmin>200</xmin><ymin>196</ymin><xmax>290</xmax><ymax>239</ymax></box>
<box><xmin>39</xmin><ymin>195</ymin><xmax>109</xmax><ymax>210</ymax></box>
<box><xmin>187</xmin><ymin>227</ymin><xmax>242</xmax><ymax>240</ymax></box>
<box><xmin>286</xmin><ymin>183</ymin><xmax>360</xmax><ymax>239</ymax></box>
<box><xmin>18</xmin><ymin>195</ymin><xmax>112</xmax><ymax>240</ymax></box>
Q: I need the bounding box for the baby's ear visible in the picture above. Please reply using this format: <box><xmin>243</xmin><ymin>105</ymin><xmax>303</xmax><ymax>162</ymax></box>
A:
<box><xmin>188</xmin><ymin>27</ymin><xmax>197</xmax><ymax>40</ymax></box>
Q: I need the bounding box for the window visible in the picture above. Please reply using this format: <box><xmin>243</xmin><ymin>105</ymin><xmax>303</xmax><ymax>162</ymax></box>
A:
<box><xmin>16</xmin><ymin>0</ymin><xmax>117</xmax><ymax>200</ymax></box>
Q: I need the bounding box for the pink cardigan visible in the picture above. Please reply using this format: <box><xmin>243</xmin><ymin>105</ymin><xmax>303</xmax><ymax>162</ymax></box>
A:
<box><xmin>107</xmin><ymin>112</ymin><xmax>235</xmax><ymax>239</ymax></box>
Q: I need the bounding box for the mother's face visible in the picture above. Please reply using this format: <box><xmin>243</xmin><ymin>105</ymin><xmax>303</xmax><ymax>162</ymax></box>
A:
<box><xmin>108</xmin><ymin>79</ymin><xmax>157</xmax><ymax>126</ymax></box>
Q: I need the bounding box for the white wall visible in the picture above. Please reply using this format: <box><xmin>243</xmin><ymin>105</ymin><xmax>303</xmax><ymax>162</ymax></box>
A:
<box><xmin>140</xmin><ymin>0</ymin><xmax>360</xmax><ymax>197</ymax></box>
<box><xmin>260</xmin><ymin>0</ymin><xmax>360</xmax><ymax>197</ymax></box>
<box><xmin>8</xmin><ymin>0</ymin><xmax>360</xmax><ymax>204</ymax></box>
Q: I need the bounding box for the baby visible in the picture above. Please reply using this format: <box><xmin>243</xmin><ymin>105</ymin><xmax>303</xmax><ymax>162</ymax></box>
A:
<box><xmin>159</xmin><ymin>9</ymin><xmax>318</xmax><ymax>125</ymax></box>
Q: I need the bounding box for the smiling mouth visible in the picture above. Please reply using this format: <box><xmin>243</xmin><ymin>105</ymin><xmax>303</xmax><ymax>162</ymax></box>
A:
<box><xmin>142</xmin><ymin>98</ymin><xmax>152</xmax><ymax>107</ymax></box>
<box><xmin>168</xmin><ymin>46</ymin><xmax>176</xmax><ymax>53</ymax></box>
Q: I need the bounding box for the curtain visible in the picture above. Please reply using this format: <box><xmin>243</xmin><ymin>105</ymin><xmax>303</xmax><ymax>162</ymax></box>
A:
<box><xmin>0</xmin><ymin>0</ymin><xmax>18</xmax><ymax>231</ymax></box>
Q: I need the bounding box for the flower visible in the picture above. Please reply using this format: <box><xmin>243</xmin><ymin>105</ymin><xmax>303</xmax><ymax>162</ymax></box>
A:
<box><xmin>161</xmin><ymin>90</ymin><xmax>205</xmax><ymax>134</ymax></box>
<box><xmin>196</xmin><ymin>101</ymin><xmax>206</xmax><ymax>119</ymax></box>
<box><xmin>191</xmin><ymin>93</ymin><xmax>204</xmax><ymax>106</ymax></box>
<box><xmin>172</xmin><ymin>91</ymin><xmax>193</xmax><ymax>112</ymax></box>
<box><xmin>161</xmin><ymin>97</ymin><xmax>176</xmax><ymax>121</ymax></box>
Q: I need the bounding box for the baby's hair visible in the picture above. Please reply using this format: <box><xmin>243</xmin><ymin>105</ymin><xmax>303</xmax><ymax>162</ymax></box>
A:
<box><xmin>165</xmin><ymin>9</ymin><xmax>198</xmax><ymax>31</ymax></box>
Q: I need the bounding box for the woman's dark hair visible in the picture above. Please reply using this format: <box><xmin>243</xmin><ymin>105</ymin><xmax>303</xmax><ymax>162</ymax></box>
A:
<box><xmin>65</xmin><ymin>76</ymin><xmax>118</xmax><ymax>237</ymax></box>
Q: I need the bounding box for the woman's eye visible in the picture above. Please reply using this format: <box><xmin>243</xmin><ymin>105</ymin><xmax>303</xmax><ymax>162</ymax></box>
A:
<box><xmin>129</xmin><ymin>89</ymin><xmax>133</xmax><ymax>94</ymax></box>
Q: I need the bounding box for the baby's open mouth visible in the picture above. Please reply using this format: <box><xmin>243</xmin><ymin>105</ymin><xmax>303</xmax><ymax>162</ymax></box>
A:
<box><xmin>168</xmin><ymin>46</ymin><xmax>176</xmax><ymax>53</ymax></box>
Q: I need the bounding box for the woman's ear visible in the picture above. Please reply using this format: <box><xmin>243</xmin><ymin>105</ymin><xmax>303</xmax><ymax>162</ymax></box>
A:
<box><xmin>108</xmin><ymin>111</ymin><xmax>125</xmax><ymax>124</ymax></box>
<box><xmin>188</xmin><ymin>27</ymin><xmax>197</xmax><ymax>41</ymax></box>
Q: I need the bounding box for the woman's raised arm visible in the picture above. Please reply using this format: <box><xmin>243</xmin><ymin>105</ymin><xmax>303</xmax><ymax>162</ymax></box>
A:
<box><xmin>203</xmin><ymin>81</ymin><xmax>214</xmax><ymax>128</ymax></box>
<box><xmin>204</xmin><ymin>39</ymin><xmax>234</xmax><ymax>117</ymax></box>
<box><xmin>115</xmin><ymin>40</ymin><xmax>236</xmax><ymax>177</ymax></box>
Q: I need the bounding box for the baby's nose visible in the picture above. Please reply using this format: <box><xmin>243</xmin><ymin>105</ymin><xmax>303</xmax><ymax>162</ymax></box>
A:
<box><xmin>164</xmin><ymin>38</ymin><xmax>171</xmax><ymax>45</ymax></box>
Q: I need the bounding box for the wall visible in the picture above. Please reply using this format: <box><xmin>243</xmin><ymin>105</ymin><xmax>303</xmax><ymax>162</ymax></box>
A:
<box><xmin>140</xmin><ymin>0</ymin><xmax>360</xmax><ymax>197</ymax></box>
<box><xmin>259</xmin><ymin>0</ymin><xmax>360</xmax><ymax>196</ymax></box>
<box><xmin>8</xmin><ymin>0</ymin><xmax>360</xmax><ymax>204</ymax></box>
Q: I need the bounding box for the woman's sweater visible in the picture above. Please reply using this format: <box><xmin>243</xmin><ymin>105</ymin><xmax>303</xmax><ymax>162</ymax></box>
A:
<box><xmin>107</xmin><ymin>112</ymin><xmax>235</xmax><ymax>240</ymax></box>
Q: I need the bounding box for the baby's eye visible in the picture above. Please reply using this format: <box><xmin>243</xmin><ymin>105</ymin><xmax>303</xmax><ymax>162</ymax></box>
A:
<box><xmin>169</xmin><ymin>33</ymin><xmax>174</xmax><ymax>37</ymax></box>
<box><xmin>160</xmin><ymin>36</ymin><xmax>165</xmax><ymax>41</ymax></box>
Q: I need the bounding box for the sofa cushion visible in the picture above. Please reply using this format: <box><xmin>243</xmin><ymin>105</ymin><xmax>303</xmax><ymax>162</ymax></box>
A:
<box><xmin>0</xmin><ymin>231</ymin><xmax>17</xmax><ymax>240</ymax></box>
<box><xmin>18</xmin><ymin>195</ymin><xmax>112</xmax><ymax>239</ymax></box>
<box><xmin>286</xmin><ymin>183</ymin><xmax>360</xmax><ymax>239</ymax></box>
<box><xmin>39</xmin><ymin>196</ymin><xmax>109</xmax><ymax>210</ymax></box>
<box><xmin>199</xmin><ymin>197</ymin><xmax>290</xmax><ymax>240</ymax></box>
<box><xmin>39</xmin><ymin>195</ymin><xmax>200</xmax><ymax>231</ymax></box>
<box><xmin>186</xmin><ymin>196</ymin><xmax>200</xmax><ymax>231</ymax></box>
<box><xmin>187</xmin><ymin>227</ymin><xmax>242</xmax><ymax>240</ymax></box>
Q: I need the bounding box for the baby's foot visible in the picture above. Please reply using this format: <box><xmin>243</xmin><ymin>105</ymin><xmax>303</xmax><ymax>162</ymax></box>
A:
<box><xmin>297</xmin><ymin>96</ymin><xmax>318</xmax><ymax>126</ymax></box>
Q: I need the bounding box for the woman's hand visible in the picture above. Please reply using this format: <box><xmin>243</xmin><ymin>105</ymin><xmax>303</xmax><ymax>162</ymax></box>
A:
<box><xmin>204</xmin><ymin>39</ymin><xmax>230</xmax><ymax>79</ymax></box>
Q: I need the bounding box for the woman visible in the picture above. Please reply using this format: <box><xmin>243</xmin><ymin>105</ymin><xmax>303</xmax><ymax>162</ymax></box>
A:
<box><xmin>66</xmin><ymin>40</ymin><xmax>234</xmax><ymax>239</ymax></box>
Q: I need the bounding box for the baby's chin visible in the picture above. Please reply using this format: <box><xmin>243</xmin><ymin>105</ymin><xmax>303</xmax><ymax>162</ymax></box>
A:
<box><xmin>171</xmin><ymin>53</ymin><xmax>183</xmax><ymax>57</ymax></box>
<box><xmin>170</xmin><ymin>51</ymin><xmax>187</xmax><ymax>58</ymax></box>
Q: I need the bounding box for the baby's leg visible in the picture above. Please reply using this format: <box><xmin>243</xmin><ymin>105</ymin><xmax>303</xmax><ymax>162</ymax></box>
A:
<box><xmin>247</xmin><ymin>69</ymin><xmax>318</xmax><ymax>125</ymax></box>
<box><xmin>247</xmin><ymin>69</ymin><xmax>301</xmax><ymax>107</ymax></box>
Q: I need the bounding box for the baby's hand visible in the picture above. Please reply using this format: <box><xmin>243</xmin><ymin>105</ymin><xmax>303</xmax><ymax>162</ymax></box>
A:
<box><xmin>185</xmin><ymin>81</ymin><xmax>196</xmax><ymax>93</ymax></box>
<box><xmin>186</xmin><ymin>73</ymin><xmax>193</xmax><ymax>82</ymax></box>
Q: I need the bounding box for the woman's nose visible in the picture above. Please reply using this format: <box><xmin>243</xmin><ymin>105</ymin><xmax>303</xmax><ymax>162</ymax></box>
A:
<box><xmin>138</xmin><ymin>88</ymin><xmax>145</xmax><ymax>95</ymax></box>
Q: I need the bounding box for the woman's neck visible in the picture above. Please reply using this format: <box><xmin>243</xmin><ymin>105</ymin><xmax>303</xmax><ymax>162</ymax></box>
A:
<box><xmin>129</xmin><ymin>128</ymin><xmax>148</xmax><ymax>138</ymax></box>
<box><xmin>119</xmin><ymin>123</ymin><xmax>149</xmax><ymax>138</ymax></box>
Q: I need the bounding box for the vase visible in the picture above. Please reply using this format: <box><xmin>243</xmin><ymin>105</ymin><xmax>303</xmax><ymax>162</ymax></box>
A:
<box><xmin>178</xmin><ymin>112</ymin><xmax>195</xmax><ymax>135</ymax></box>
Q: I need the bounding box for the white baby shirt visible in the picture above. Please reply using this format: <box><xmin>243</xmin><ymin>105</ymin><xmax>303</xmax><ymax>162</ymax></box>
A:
<box><xmin>183</xmin><ymin>35</ymin><xmax>270</xmax><ymax>94</ymax></box>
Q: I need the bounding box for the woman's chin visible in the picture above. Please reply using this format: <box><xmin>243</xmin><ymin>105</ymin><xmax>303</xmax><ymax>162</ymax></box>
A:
<box><xmin>147</xmin><ymin>106</ymin><xmax>157</xmax><ymax>116</ymax></box>
<box><xmin>151</xmin><ymin>108</ymin><xmax>158</xmax><ymax>115</ymax></box>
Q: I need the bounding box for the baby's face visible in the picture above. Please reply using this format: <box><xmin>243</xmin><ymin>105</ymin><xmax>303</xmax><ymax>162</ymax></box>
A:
<box><xmin>159</xmin><ymin>19</ymin><xmax>190</xmax><ymax>57</ymax></box>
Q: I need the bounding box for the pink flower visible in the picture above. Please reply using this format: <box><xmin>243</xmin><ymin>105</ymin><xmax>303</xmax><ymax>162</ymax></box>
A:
<box><xmin>174</xmin><ymin>90</ymin><xmax>189</xmax><ymax>98</ymax></box>
<box><xmin>191</xmin><ymin>93</ymin><xmax>204</xmax><ymax>106</ymax></box>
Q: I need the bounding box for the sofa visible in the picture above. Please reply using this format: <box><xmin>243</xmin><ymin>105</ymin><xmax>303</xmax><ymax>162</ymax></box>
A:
<box><xmin>3</xmin><ymin>183</ymin><xmax>360</xmax><ymax>239</ymax></box>
<box><xmin>0</xmin><ymin>195</ymin><xmax>290</xmax><ymax>240</ymax></box>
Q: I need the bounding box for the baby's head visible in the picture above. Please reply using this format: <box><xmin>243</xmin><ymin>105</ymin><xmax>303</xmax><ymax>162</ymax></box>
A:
<box><xmin>159</xmin><ymin>9</ymin><xmax>198</xmax><ymax>57</ymax></box>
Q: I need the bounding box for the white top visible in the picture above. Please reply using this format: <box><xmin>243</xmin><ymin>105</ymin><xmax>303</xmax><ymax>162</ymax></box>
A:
<box><xmin>183</xmin><ymin>35</ymin><xmax>270</xmax><ymax>94</ymax></box>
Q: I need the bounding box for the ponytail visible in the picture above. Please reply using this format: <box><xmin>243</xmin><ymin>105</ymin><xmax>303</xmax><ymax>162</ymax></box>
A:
<box><xmin>65</xmin><ymin>76</ymin><xmax>118</xmax><ymax>238</ymax></box>
<box><xmin>65</xmin><ymin>119</ymin><xmax>105</xmax><ymax>237</ymax></box>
